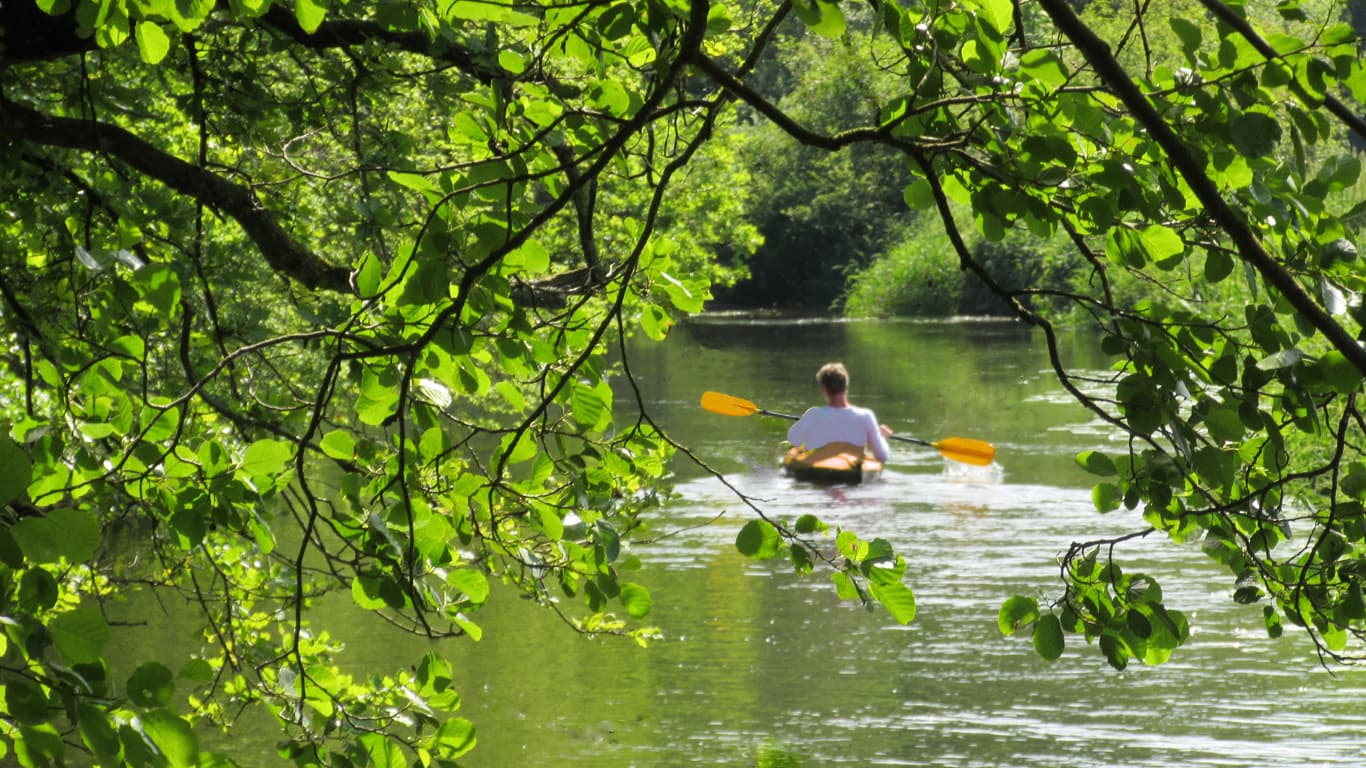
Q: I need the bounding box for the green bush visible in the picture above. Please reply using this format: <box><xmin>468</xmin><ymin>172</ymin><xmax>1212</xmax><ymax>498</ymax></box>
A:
<box><xmin>842</xmin><ymin>215</ymin><xmax>964</xmax><ymax>316</ymax></box>
<box><xmin>843</xmin><ymin>211</ymin><xmax>1076</xmax><ymax>317</ymax></box>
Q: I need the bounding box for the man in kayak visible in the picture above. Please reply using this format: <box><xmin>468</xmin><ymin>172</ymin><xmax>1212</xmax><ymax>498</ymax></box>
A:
<box><xmin>787</xmin><ymin>362</ymin><xmax>893</xmax><ymax>463</ymax></box>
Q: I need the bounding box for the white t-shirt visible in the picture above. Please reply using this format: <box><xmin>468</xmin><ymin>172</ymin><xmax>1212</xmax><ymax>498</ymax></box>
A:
<box><xmin>787</xmin><ymin>405</ymin><xmax>891</xmax><ymax>462</ymax></box>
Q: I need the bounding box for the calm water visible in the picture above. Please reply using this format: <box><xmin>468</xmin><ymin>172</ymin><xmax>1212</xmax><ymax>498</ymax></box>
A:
<box><xmin>119</xmin><ymin>315</ymin><xmax>1366</xmax><ymax>766</ymax></box>
<box><xmin>433</xmin><ymin>315</ymin><xmax>1366</xmax><ymax>767</ymax></box>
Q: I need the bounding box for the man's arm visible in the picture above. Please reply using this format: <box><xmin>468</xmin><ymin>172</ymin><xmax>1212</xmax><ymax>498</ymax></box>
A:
<box><xmin>865</xmin><ymin>411</ymin><xmax>892</xmax><ymax>463</ymax></box>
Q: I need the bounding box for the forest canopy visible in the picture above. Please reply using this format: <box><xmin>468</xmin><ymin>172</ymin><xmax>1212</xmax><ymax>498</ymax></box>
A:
<box><xmin>2</xmin><ymin>0</ymin><xmax>1366</xmax><ymax>765</ymax></box>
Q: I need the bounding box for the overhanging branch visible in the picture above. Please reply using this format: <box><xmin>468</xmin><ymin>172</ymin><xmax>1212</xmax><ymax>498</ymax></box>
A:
<box><xmin>258</xmin><ymin>6</ymin><xmax>503</xmax><ymax>84</ymax></box>
<box><xmin>1036</xmin><ymin>0</ymin><xmax>1366</xmax><ymax>376</ymax></box>
<box><xmin>1194</xmin><ymin>0</ymin><xmax>1366</xmax><ymax>146</ymax></box>
<box><xmin>0</xmin><ymin>97</ymin><xmax>354</xmax><ymax>294</ymax></box>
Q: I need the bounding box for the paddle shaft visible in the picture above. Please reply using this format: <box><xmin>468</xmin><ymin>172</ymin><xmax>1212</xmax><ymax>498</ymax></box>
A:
<box><xmin>699</xmin><ymin>391</ymin><xmax>995</xmax><ymax>465</ymax></box>
<box><xmin>756</xmin><ymin>407</ymin><xmax>935</xmax><ymax>449</ymax></box>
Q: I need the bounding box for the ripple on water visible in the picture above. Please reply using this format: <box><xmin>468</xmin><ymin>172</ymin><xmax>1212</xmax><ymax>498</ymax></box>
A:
<box><xmin>628</xmin><ymin>463</ymin><xmax>1366</xmax><ymax>768</ymax></box>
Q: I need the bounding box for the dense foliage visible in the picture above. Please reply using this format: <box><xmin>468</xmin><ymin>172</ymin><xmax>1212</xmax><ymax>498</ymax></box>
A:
<box><xmin>844</xmin><ymin>0</ymin><xmax>1366</xmax><ymax>319</ymax></box>
<box><xmin>2</xmin><ymin>0</ymin><xmax>743</xmax><ymax>763</ymax></box>
<box><xmin>1</xmin><ymin>0</ymin><xmax>1365</xmax><ymax>765</ymax></box>
<box><xmin>716</xmin><ymin>24</ymin><xmax>914</xmax><ymax>307</ymax></box>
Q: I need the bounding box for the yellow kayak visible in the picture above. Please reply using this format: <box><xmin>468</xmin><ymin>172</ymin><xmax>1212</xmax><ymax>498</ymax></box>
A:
<box><xmin>782</xmin><ymin>441</ymin><xmax>883</xmax><ymax>484</ymax></box>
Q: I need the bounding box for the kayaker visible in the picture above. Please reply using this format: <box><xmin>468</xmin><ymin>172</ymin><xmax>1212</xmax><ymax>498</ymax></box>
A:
<box><xmin>787</xmin><ymin>362</ymin><xmax>893</xmax><ymax>462</ymax></box>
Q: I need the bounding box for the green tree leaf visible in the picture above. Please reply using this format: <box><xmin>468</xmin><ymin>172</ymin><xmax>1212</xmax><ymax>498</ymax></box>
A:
<box><xmin>1019</xmin><ymin>49</ymin><xmax>1068</xmax><ymax>89</ymax></box>
<box><xmin>967</xmin><ymin>0</ymin><xmax>1013</xmax><ymax>36</ymax></box>
<box><xmin>5</xmin><ymin>678</ymin><xmax>50</xmax><ymax>725</ymax></box>
<box><xmin>294</xmin><ymin>0</ymin><xmax>327</xmax><ymax>33</ymax></box>
<box><xmin>77</xmin><ymin>703</ymin><xmax>123</xmax><ymax>765</ymax></box>
<box><xmin>1231</xmin><ymin>112</ymin><xmax>1282</xmax><ymax>157</ymax></box>
<box><xmin>792</xmin><ymin>0</ymin><xmax>845</xmax><ymax>37</ymax></box>
<box><xmin>1075</xmin><ymin>450</ymin><xmax>1116</xmax><ymax>476</ymax></box>
<box><xmin>12</xmin><ymin>508</ymin><xmax>101</xmax><ymax>564</ymax></box>
<box><xmin>1032</xmin><ymin>613</ymin><xmax>1065</xmax><ymax>660</ymax></box>
<box><xmin>319</xmin><ymin>430</ymin><xmax>356</xmax><ymax>460</ymax></box>
<box><xmin>1168</xmin><ymin>17</ymin><xmax>1202</xmax><ymax>58</ymax></box>
<box><xmin>870</xmin><ymin>580</ymin><xmax>917</xmax><ymax>624</ymax></box>
<box><xmin>0</xmin><ymin>432</ymin><xmax>32</xmax><ymax>506</ymax></box>
<box><xmin>49</xmin><ymin>608</ymin><xmax>110</xmax><ymax>664</ymax></box>
<box><xmin>139</xmin><ymin>710</ymin><xmax>199</xmax><ymax>768</ymax></box>
<box><xmin>434</xmin><ymin>717</ymin><xmax>477</xmax><ymax>760</ymax></box>
<box><xmin>620</xmin><ymin>582</ymin><xmax>652</xmax><ymax>618</ymax></box>
<box><xmin>736</xmin><ymin>520</ymin><xmax>781</xmax><ymax>559</ymax></box>
<box><xmin>998</xmin><ymin>595</ymin><xmax>1040</xmax><ymax>636</ymax></box>
<box><xmin>240</xmin><ymin>439</ymin><xmax>294</xmax><ymax>485</ymax></box>
<box><xmin>127</xmin><ymin>662</ymin><xmax>176</xmax><ymax>708</ymax></box>
<box><xmin>1091</xmin><ymin>483</ymin><xmax>1123</xmax><ymax>513</ymax></box>
<box><xmin>361</xmin><ymin>732</ymin><xmax>406</xmax><ymax>768</ymax></box>
<box><xmin>134</xmin><ymin>21</ymin><xmax>171</xmax><ymax>64</ymax></box>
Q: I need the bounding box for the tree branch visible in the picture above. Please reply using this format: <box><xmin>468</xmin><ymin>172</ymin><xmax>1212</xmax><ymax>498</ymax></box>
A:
<box><xmin>1035</xmin><ymin>0</ymin><xmax>1366</xmax><ymax>377</ymax></box>
<box><xmin>0</xmin><ymin>97</ymin><xmax>354</xmax><ymax>294</ymax></box>
<box><xmin>1194</xmin><ymin>0</ymin><xmax>1366</xmax><ymax>146</ymax></box>
<box><xmin>0</xmin><ymin>3</ymin><xmax>92</xmax><ymax>67</ymax></box>
<box><xmin>257</xmin><ymin>6</ymin><xmax>503</xmax><ymax>84</ymax></box>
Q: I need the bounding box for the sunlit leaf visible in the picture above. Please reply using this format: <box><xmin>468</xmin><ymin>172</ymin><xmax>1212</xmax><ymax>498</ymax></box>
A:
<box><xmin>139</xmin><ymin>710</ymin><xmax>198</xmax><ymax>768</ymax></box>
<box><xmin>294</xmin><ymin>0</ymin><xmax>327</xmax><ymax>32</ymax></box>
<box><xmin>240</xmin><ymin>439</ymin><xmax>294</xmax><ymax>484</ymax></box>
<box><xmin>570</xmin><ymin>381</ymin><xmax>607</xmax><ymax>431</ymax></box>
<box><xmin>792</xmin><ymin>0</ymin><xmax>844</xmax><ymax>37</ymax></box>
<box><xmin>434</xmin><ymin>717</ymin><xmax>477</xmax><ymax>759</ymax></box>
<box><xmin>640</xmin><ymin>304</ymin><xmax>673</xmax><ymax>340</ymax></box>
<box><xmin>1075</xmin><ymin>450</ymin><xmax>1116</xmax><ymax>476</ymax></box>
<box><xmin>1019</xmin><ymin>49</ymin><xmax>1068</xmax><ymax>89</ymax></box>
<box><xmin>998</xmin><ymin>595</ymin><xmax>1039</xmax><ymax>636</ymax></box>
<box><xmin>736</xmin><ymin>519</ymin><xmax>781</xmax><ymax>559</ymax></box>
<box><xmin>870</xmin><ymin>580</ymin><xmax>917</xmax><ymax>624</ymax></box>
<box><xmin>320</xmin><ymin>430</ymin><xmax>356</xmax><ymax>460</ymax></box>
<box><xmin>498</xmin><ymin>432</ymin><xmax>538</xmax><ymax>465</ymax></box>
<box><xmin>620</xmin><ymin>582</ymin><xmax>652</xmax><ymax>618</ymax></box>
<box><xmin>351</xmin><ymin>575</ymin><xmax>388</xmax><ymax>610</ymax></box>
<box><xmin>134</xmin><ymin>21</ymin><xmax>171</xmax><ymax>63</ymax></box>
<box><xmin>966</xmin><ymin>0</ymin><xmax>1012</xmax><ymax>36</ymax></box>
<box><xmin>1091</xmin><ymin>482</ymin><xmax>1122</xmax><ymax>513</ymax></box>
<box><xmin>448</xmin><ymin>569</ymin><xmax>490</xmax><ymax>605</ymax></box>
<box><xmin>1256</xmin><ymin>348</ymin><xmax>1304</xmax><ymax>370</ymax></box>
<box><xmin>1169</xmin><ymin>17</ymin><xmax>1201</xmax><ymax>58</ymax></box>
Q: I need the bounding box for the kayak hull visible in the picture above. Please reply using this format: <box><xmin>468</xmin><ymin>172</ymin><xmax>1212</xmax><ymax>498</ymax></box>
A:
<box><xmin>782</xmin><ymin>442</ymin><xmax>882</xmax><ymax>484</ymax></box>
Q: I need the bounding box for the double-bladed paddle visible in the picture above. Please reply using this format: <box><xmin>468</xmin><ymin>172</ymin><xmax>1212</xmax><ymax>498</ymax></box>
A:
<box><xmin>700</xmin><ymin>390</ymin><xmax>997</xmax><ymax>466</ymax></box>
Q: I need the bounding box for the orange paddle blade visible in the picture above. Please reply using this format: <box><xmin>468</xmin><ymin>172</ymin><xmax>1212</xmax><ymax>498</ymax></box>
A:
<box><xmin>700</xmin><ymin>391</ymin><xmax>759</xmax><ymax>417</ymax></box>
<box><xmin>932</xmin><ymin>437</ymin><xmax>996</xmax><ymax>466</ymax></box>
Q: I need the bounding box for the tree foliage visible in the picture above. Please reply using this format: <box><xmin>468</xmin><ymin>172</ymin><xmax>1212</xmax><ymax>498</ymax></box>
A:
<box><xmin>719</xmin><ymin>25</ymin><xmax>914</xmax><ymax>307</ymax></box>
<box><xmin>2</xmin><ymin>0</ymin><xmax>1366</xmax><ymax>763</ymax></box>
<box><xmin>1</xmin><ymin>0</ymin><xmax>742</xmax><ymax>762</ymax></box>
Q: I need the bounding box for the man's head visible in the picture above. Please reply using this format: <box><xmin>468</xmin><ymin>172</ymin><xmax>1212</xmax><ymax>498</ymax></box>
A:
<box><xmin>816</xmin><ymin>362</ymin><xmax>849</xmax><ymax>395</ymax></box>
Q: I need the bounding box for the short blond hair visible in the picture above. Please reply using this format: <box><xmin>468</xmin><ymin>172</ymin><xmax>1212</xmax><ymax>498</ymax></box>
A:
<box><xmin>816</xmin><ymin>362</ymin><xmax>848</xmax><ymax>394</ymax></box>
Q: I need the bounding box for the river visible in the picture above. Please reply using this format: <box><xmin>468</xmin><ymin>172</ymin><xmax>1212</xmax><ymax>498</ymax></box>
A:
<box><xmin>122</xmin><ymin>314</ymin><xmax>1366</xmax><ymax>766</ymax></box>
<box><xmin>423</xmin><ymin>314</ymin><xmax>1366</xmax><ymax>767</ymax></box>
